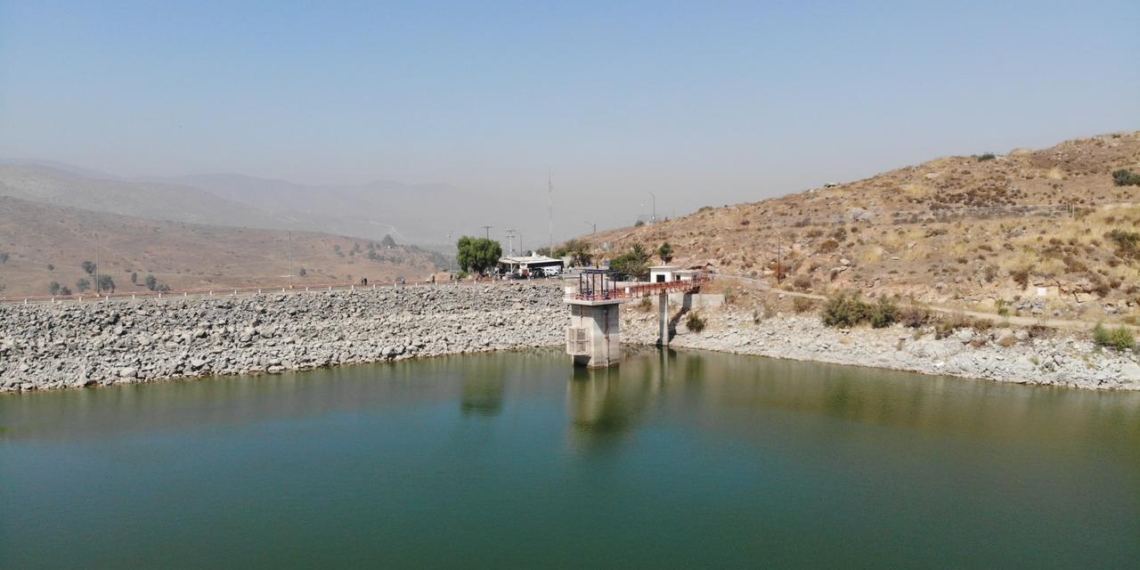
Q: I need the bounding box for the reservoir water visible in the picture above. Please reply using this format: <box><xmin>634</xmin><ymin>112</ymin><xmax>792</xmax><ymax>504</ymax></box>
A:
<box><xmin>2</xmin><ymin>349</ymin><xmax>1138</xmax><ymax>569</ymax></box>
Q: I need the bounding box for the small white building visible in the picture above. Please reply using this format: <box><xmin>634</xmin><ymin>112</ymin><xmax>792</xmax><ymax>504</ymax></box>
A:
<box><xmin>650</xmin><ymin>261</ymin><xmax>713</xmax><ymax>283</ymax></box>
<box><xmin>497</xmin><ymin>254</ymin><xmax>564</xmax><ymax>276</ymax></box>
<box><xmin>649</xmin><ymin>265</ymin><xmax>681</xmax><ymax>283</ymax></box>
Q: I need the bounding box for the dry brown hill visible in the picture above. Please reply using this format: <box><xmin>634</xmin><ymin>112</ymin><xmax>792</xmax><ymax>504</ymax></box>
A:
<box><xmin>0</xmin><ymin>195</ymin><xmax>441</xmax><ymax>298</ymax></box>
<box><xmin>584</xmin><ymin>131</ymin><xmax>1140</xmax><ymax>324</ymax></box>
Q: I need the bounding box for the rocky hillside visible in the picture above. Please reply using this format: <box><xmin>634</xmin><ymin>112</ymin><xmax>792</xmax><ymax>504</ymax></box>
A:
<box><xmin>588</xmin><ymin>132</ymin><xmax>1140</xmax><ymax>325</ymax></box>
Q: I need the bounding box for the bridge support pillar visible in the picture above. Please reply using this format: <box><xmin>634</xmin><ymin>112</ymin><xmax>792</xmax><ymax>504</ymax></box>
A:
<box><xmin>657</xmin><ymin>292</ymin><xmax>668</xmax><ymax>347</ymax></box>
<box><xmin>565</xmin><ymin>298</ymin><xmax>622</xmax><ymax>369</ymax></box>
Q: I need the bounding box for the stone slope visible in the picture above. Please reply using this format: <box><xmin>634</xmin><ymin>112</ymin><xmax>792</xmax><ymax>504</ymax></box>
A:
<box><xmin>0</xmin><ymin>283</ymin><xmax>564</xmax><ymax>392</ymax></box>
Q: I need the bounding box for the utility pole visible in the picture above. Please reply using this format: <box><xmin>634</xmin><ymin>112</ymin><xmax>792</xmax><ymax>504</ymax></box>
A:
<box><xmin>482</xmin><ymin>225</ymin><xmax>492</xmax><ymax>240</ymax></box>
<box><xmin>287</xmin><ymin>231</ymin><xmax>293</xmax><ymax>289</ymax></box>
<box><xmin>584</xmin><ymin>221</ymin><xmax>596</xmax><ymax>235</ymax></box>
<box><xmin>94</xmin><ymin>232</ymin><xmax>100</xmax><ymax>295</ymax></box>
<box><xmin>548</xmin><ymin>168</ymin><xmax>554</xmax><ymax>254</ymax></box>
<box><xmin>506</xmin><ymin>229</ymin><xmax>516</xmax><ymax>256</ymax></box>
<box><xmin>776</xmin><ymin>233</ymin><xmax>783</xmax><ymax>284</ymax></box>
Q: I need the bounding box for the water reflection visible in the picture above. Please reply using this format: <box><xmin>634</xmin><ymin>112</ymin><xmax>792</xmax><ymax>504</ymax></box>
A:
<box><xmin>460</xmin><ymin>366</ymin><xmax>505</xmax><ymax>416</ymax></box>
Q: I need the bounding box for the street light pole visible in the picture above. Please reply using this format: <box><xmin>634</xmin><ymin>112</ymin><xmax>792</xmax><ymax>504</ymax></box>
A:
<box><xmin>94</xmin><ymin>232</ymin><xmax>100</xmax><ymax>295</ymax></box>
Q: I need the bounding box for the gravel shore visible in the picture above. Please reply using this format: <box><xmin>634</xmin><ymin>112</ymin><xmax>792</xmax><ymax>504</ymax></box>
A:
<box><xmin>621</xmin><ymin>305</ymin><xmax>1140</xmax><ymax>390</ymax></box>
<box><xmin>0</xmin><ymin>284</ymin><xmax>564</xmax><ymax>392</ymax></box>
<box><xmin>3</xmin><ymin>284</ymin><xmax>1137</xmax><ymax>392</ymax></box>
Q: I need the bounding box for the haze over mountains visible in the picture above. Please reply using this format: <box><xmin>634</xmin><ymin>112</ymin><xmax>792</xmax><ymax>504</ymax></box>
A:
<box><xmin>0</xmin><ymin>161</ymin><xmax>456</xmax><ymax>297</ymax></box>
<box><xmin>0</xmin><ymin>160</ymin><xmax>479</xmax><ymax>247</ymax></box>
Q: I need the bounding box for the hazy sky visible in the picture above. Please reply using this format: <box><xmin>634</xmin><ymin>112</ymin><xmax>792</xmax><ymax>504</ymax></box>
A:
<box><xmin>2</xmin><ymin>0</ymin><xmax>1138</xmax><ymax>241</ymax></box>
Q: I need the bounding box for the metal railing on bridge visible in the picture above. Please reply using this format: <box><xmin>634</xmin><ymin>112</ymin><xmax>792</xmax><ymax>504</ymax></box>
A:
<box><xmin>569</xmin><ymin>271</ymin><xmax>710</xmax><ymax>301</ymax></box>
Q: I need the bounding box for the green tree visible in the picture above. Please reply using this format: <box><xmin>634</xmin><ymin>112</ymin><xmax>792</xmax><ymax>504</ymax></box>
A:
<box><xmin>81</xmin><ymin>260</ymin><xmax>97</xmax><ymax>275</ymax></box>
<box><xmin>381</xmin><ymin>235</ymin><xmax>398</xmax><ymax>248</ymax></box>
<box><xmin>97</xmin><ymin>275</ymin><xmax>116</xmax><ymax>294</ymax></box>
<box><xmin>298</xmin><ymin>267</ymin><xmax>307</xmax><ymax>277</ymax></box>
<box><xmin>0</xmin><ymin>252</ymin><xmax>8</xmax><ymax>264</ymax></box>
<box><xmin>554</xmin><ymin>239</ymin><xmax>592</xmax><ymax>267</ymax></box>
<box><xmin>48</xmin><ymin>281</ymin><xmax>61</xmax><ymax>295</ymax></box>
<box><xmin>658</xmin><ymin>242</ymin><xmax>674</xmax><ymax>263</ymax></box>
<box><xmin>130</xmin><ymin>271</ymin><xmax>138</xmax><ymax>284</ymax></box>
<box><xmin>609</xmin><ymin>244</ymin><xmax>651</xmax><ymax>280</ymax></box>
<box><xmin>457</xmin><ymin>236</ymin><xmax>503</xmax><ymax>275</ymax></box>
<box><xmin>76</xmin><ymin>278</ymin><xmax>91</xmax><ymax>292</ymax></box>
<box><xmin>145</xmin><ymin>275</ymin><xmax>158</xmax><ymax>291</ymax></box>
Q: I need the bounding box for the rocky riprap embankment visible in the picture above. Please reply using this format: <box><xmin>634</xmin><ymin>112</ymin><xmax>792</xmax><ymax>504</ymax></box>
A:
<box><xmin>0</xmin><ymin>284</ymin><xmax>564</xmax><ymax>392</ymax></box>
<box><xmin>622</xmin><ymin>308</ymin><xmax>1140</xmax><ymax>390</ymax></box>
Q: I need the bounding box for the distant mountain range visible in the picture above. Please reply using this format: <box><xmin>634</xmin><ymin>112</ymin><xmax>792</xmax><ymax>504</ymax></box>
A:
<box><xmin>0</xmin><ymin>160</ymin><xmax>478</xmax><ymax>246</ymax></box>
<box><xmin>0</xmin><ymin>160</ymin><xmax>461</xmax><ymax>297</ymax></box>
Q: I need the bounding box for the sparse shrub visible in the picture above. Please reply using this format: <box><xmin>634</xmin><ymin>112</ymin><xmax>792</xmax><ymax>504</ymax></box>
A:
<box><xmin>48</xmin><ymin>281</ymin><xmax>61</xmax><ymax>295</ymax></box>
<box><xmin>634</xmin><ymin>220</ymin><xmax>645</xmax><ymax>227</ymax></box>
<box><xmin>899</xmin><ymin>302</ymin><xmax>931</xmax><ymax>328</ymax></box>
<box><xmin>76</xmin><ymin>278</ymin><xmax>91</xmax><ymax>292</ymax></box>
<box><xmin>130</xmin><ymin>271</ymin><xmax>138</xmax><ymax>284</ymax></box>
<box><xmin>821</xmin><ymin>292</ymin><xmax>871</xmax><ymax>328</ymax></box>
<box><xmin>638</xmin><ymin>296</ymin><xmax>653</xmax><ymax>311</ymax></box>
<box><xmin>1011</xmin><ymin>268</ymin><xmax>1031</xmax><ymax>289</ymax></box>
<box><xmin>793</xmin><ymin>275</ymin><xmax>812</xmax><ymax>291</ymax></box>
<box><xmin>299</xmin><ymin>267</ymin><xmax>307</xmax><ymax>277</ymax></box>
<box><xmin>870</xmin><ymin>296</ymin><xmax>898</xmax><ymax>328</ymax></box>
<box><xmin>47</xmin><ymin>264</ymin><xmax>54</xmax><ymax>271</ymax></box>
<box><xmin>1112</xmin><ymin>169</ymin><xmax>1140</xmax><ymax>187</ymax></box>
<box><xmin>0</xmin><ymin>252</ymin><xmax>8</xmax><ymax>264</ymax></box>
<box><xmin>976</xmin><ymin>153</ymin><xmax>996</xmax><ymax>162</ymax></box>
<box><xmin>1093</xmin><ymin>322</ymin><xmax>1135</xmax><ymax>352</ymax></box>
<box><xmin>81</xmin><ymin>260</ymin><xmax>96</xmax><ymax>275</ymax></box>
<box><xmin>793</xmin><ymin>297</ymin><xmax>816</xmax><ymax>314</ymax></box>
<box><xmin>686</xmin><ymin>312</ymin><xmax>706</xmax><ymax>333</ymax></box>
<box><xmin>996</xmin><ymin>299</ymin><xmax>1010</xmax><ymax>317</ymax></box>
<box><xmin>1107</xmin><ymin>229</ymin><xmax>1140</xmax><ymax>259</ymax></box>
<box><xmin>58</xmin><ymin>286</ymin><xmax>72</xmax><ymax>296</ymax></box>
<box><xmin>818</xmin><ymin>239</ymin><xmax>839</xmax><ymax>253</ymax></box>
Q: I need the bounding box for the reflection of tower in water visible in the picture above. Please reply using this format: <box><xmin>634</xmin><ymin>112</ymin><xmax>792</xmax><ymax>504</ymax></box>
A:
<box><xmin>565</xmin><ymin>352</ymin><xmax>670</xmax><ymax>447</ymax></box>
<box><xmin>461</xmin><ymin>374</ymin><xmax>505</xmax><ymax>417</ymax></box>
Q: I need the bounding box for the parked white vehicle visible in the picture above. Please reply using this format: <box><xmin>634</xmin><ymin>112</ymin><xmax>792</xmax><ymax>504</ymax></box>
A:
<box><xmin>542</xmin><ymin>266</ymin><xmax>563</xmax><ymax>277</ymax></box>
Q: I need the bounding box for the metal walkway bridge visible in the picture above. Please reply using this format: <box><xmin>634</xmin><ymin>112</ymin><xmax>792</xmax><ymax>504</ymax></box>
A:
<box><xmin>569</xmin><ymin>270</ymin><xmax>710</xmax><ymax>302</ymax></box>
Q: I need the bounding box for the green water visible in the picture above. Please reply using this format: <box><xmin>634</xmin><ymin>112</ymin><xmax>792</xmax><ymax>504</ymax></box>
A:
<box><xmin>1</xmin><ymin>349</ymin><xmax>1138</xmax><ymax>569</ymax></box>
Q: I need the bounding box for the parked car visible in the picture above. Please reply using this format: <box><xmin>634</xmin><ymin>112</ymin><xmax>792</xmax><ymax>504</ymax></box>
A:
<box><xmin>542</xmin><ymin>266</ymin><xmax>563</xmax><ymax>277</ymax></box>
